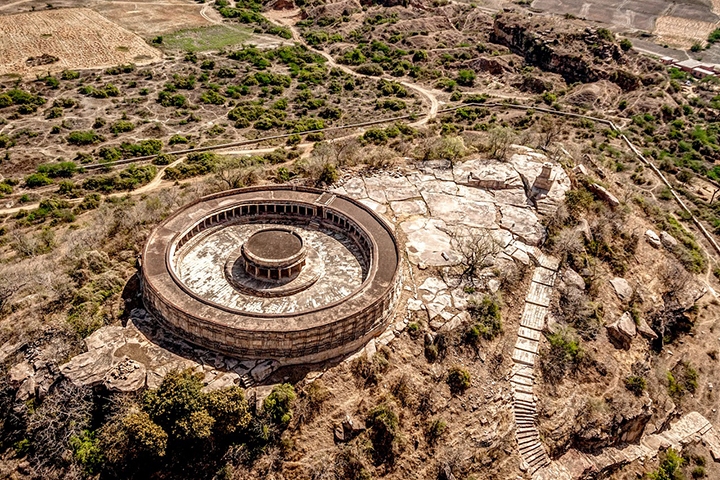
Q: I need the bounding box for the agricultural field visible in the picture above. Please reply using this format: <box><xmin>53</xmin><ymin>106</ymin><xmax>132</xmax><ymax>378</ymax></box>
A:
<box><xmin>0</xmin><ymin>8</ymin><xmax>161</xmax><ymax>78</ymax></box>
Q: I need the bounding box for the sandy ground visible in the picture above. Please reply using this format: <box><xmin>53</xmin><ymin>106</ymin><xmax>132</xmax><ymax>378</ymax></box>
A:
<box><xmin>0</xmin><ymin>8</ymin><xmax>161</xmax><ymax>77</ymax></box>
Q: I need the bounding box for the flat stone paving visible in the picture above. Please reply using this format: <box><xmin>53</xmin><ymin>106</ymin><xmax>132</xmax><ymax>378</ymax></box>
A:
<box><xmin>175</xmin><ymin>223</ymin><xmax>365</xmax><ymax>314</ymax></box>
<box><xmin>332</xmin><ymin>150</ymin><xmax>570</xmax><ymax>268</ymax></box>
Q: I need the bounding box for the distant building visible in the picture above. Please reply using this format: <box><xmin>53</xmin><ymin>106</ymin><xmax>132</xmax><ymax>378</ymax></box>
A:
<box><xmin>692</xmin><ymin>67</ymin><xmax>716</xmax><ymax>79</ymax></box>
<box><xmin>676</xmin><ymin>59</ymin><xmax>703</xmax><ymax>72</ymax></box>
<box><xmin>661</xmin><ymin>56</ymin><xmax>675</xmax><ymax>65</ymax></box>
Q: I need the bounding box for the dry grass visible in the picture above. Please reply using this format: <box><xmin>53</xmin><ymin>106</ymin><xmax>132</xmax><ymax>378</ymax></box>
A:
<box><xmin>0</xmin><ymin>8</ymin><xmax>161</xmax><ymax>77</ymax></box>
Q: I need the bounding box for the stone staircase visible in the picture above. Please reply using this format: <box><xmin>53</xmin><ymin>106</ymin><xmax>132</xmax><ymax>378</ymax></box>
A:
<box><xmin>240</xmin><ymin>373</ymin><xmax>256</xmax><ymax>389</ymax></box>
<box><xmin>508</xmin><ymin>246</ymin><xmax>559</xmax><ymax>475</ymax></box>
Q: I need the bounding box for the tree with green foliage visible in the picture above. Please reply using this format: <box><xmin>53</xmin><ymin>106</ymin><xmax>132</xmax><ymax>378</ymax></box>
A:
<box><xmin>264</xmin><ymin>383</ymin><xmax>296</xmax><ymax>424</ymax></box>
<box><xmin>456</xmin><ymin>69</ymin><xmax>476</xmax><ymax>86</ymax></box>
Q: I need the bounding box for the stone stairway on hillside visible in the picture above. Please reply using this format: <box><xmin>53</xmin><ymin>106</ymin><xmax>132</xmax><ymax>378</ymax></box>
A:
<box><xmin>509</xmin><ymin>247</ymin><xmax>559</xmax><ymax>475</ymax></box>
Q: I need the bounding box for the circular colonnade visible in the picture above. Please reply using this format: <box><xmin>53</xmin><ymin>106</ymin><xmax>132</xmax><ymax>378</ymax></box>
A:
<box><xmin>140</xmin><ymin>186</ymin><xmax>402</xmax><ymax>365</ymax></box>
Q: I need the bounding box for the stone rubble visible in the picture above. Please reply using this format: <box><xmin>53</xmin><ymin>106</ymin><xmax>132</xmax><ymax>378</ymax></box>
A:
<box><xmin>59</xmin><ymin>309</ymin><xmax>255</xmax><ymax>392</ymax></box>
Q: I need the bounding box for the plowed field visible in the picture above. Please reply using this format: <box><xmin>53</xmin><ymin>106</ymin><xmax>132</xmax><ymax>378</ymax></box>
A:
<box><xmin>0</xmin><ymin>8</ymin><xmax>161</xmax><ymax>77</ymax></box>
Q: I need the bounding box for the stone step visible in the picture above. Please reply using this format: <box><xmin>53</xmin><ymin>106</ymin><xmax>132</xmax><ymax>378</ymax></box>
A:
<box><xmin>529</xmin><ymin>454</ymin><xmax>551</xmax><ymax>470</ymax></box>
<box><xmin>517</xmin><ymin>426</ymin><xmax>538</xmax><ymax>436</ymax></box>
<box><xmin>525</xmin><ymin>449</ymin><xmax>549</xmax><ymax>467</ymax></box>
<box><xmin>516</xmin><ymin>419</ymin><xmax>536</xmax><ymax>427</ymax></box>
<box><xmin>512</xmin><ymin>348</ymin><xmax>536</xmax><ymax>366</ymax></box>
<box><xmin>240</xmin><ymin>374</ymin><xmax>255</xmax><ymax>389</ymax></box>
<box><xmin>517</xmin><ymin>432</ymin><xmax>539</xmax><ymax>443</ymax></box>
<box><xmin>520</xmin><ymin>442</ymin><xmax>544</xmax><ymax>458</ymax></box>
<box><xmin>515</xmin><ymin>336</ymin><xmax>540</xmax><ymax>355</ymax></box>
<box><xmin>532</xmin><ymin>267</ymin><xmax>557</xmax><ymax>287</ymax></box>
<box><xmin>513</xmin><ymin>384</ymin><xmax>534</xmax><ymax>395</ymax></box>
<box><xmin>510</xmin><ymin>373</ymin><xmax>534</xmax><ymax>386</ymax></box>
<box><xmin>520</xmin><ymin>302</ymin><xmax>548</xmax><ymax>331</ymax></box>
<box><xmin>514</xmin><ymin>391</ymin><xmax>535</xmax><ymax>404</ymax></box>
<box><xmin>514</xmin><ymin>402</ymin><xmax>536</xmax><ymax>410</ymax></box>
<box><xmin>514</xmin><ymin>407</ymin><xmax>536</xmax><ymax>416</ymax></box>
<box><xmin>514</xmin><ymin>413</ymin><xmax>536</xmax><ymax>422</ymax></box>
<box><xmin>518</xmin><ymin>326</ymin><xmax>542</xmax><ymax>342</ymax></box>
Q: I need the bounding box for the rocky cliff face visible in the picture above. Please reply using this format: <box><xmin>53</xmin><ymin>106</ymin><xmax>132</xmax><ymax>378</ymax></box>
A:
<box><xmin>538</xmin><ymin>388</ymin><xmax>654</xmax><ymax>457</ymax></box>
<box><xmin>491</xmin><ymin>12</ymin><xmax>640</xmax><ymax>90</ymax></box>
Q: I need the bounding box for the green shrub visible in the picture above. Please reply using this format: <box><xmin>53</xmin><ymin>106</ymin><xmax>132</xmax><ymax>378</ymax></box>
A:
<box><xmin>25</xmin><ymin>173</ymin><xmax>53</xmax><ymax>188</ymax></box>
<box><xmin>446</xmin><ymin>366</ymin><xmax>471</xmax><ymax>394</ymax></box>
<box><xmin>366</xmin><ymin>402</ymin><xmax>401</xmax><ymax>465</ymax></box>
<box><xmin>647</xmin><ymin>448</ymin><xmax>684</xmax><ymax>480</ymax></box>
<box><xmin>67</xmin><ymin>130</ymin><xmax>103</xmax><ymax>146</ymax></box>
<box><xmin>456</xmin><ymin>69</ymin><xmax>476</xmax><ymax>86</ymax></box>
<box><xmin>82</xmin><ymin>165</ymin><xmax>156</xmax><ymax>192</ymax></box>
<box><xmin>70</xmin><ymin>430</ymin><xmax>104</xmax><ymax>474</ymax></box>
<box><xmin>619</xmin><ymin>38</ymin><xmax>632</xmax><ymax>51</ymax></box>
<box><xmin>624</xmin><ymin>375</ymin><xmax>646</xmax><ymax>396</ymax></box>
<box><xmin>264</xmin><ymin>383</ymin><xmax>296</xmax><ymax>424</ymax></box>
<box><xmin>61</xmin><ymin>70</ymin><xmax>80</xmax><ymax>80</ymax></box>
<box><xmin>426</xmin><ymin>418</ymin><xmax>447</xmax><ymax>444</ymax></box>
<box><xmin>356</xmin><ymin>63</ymin><xmax>384</xmax><ymax>76</ymax></box>
<box><xmin>37</xmin><ymin>161</ymin><xmax>78</xmax><ymax>178</ymax></box>
<box><xmin>152</xmin><ymin>153</ymin><xmax>176</xmax><ymax>166</ymax></box>
<box><xmin>465</xmin><ymin>295</ymin><xmax>502</xmax><ymax>342</ymax></box>
<box><xmin>109</xmin><ymin>120</ymin><xmax>135</xmax><ymax>134</ymax></box>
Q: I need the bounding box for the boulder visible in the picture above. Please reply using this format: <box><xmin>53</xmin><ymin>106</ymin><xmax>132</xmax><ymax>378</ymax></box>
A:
<box><xmin>104</xmin><ymin>358</ymin><xmax>147</xmax><ymax>392</ymax></box>
<box><xmin>660</xmin><ymin>231</ymin><xmax>678</xmax><ymax>249</ymax></box>
<box><xmin>575</xmin><ymin>218</ymin><xmax>592</xmax><ymax>242</ymax></box>
<box><xmin>645</xmin><ymin>229</ymin><xmax>661</xmax><ymax>248</ymax></box>
<box><xmin>562</xmin><ymin>268</ymin><xmax>585</xmax><ymax>290</ymax></box>
<box><xmin>607</xmin><ymin>312</ymin><xmax>636</xmax><ymax>349</ymax></box>
<box><xmin>440</xmin><ymin>312</ymin><xmax>469</xmax><ymax>332</ymax></box>
<box><xmin>8</xmin><ymin>361</ymin><xmax>33</xmax><ymax>388</ymax></box>
<box><xmin>573</xmin><ymin>164</ymin><xmax>588</xmax><ymax>176</ymax></box>
<box><xmin>609</xmin><ymin>277</ymin><xmax>632</xmax><ymax>302</ymax></box>
<box><xmin>637</xmin><ymin>316</ymin><xmax>658</xmax><ymax>340</ymax></box>
<box><xmin>588</xmin><ymin>183</ymin><xmax>620</xmax><ymax>207</ymax></box>
<box><xmin>16</xmin><ymin>377</ymin><xmax>36</xmax><ymax>402</ymax></box>
<box><xmin>335</xmin><ymin>414</ymin><xmax>366</xmax><ymax>442</ymax></box>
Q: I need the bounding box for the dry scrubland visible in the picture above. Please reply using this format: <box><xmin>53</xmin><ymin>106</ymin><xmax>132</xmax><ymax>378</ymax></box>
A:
<box><xmin>1</xmin><ymin>1</ymin><xmax>720</xmax><ymax>480</ymax></box>
<box><xmin>0</xmin><ymin>8</ymin><xmax>161</xmax><ymax>77</ymax></box>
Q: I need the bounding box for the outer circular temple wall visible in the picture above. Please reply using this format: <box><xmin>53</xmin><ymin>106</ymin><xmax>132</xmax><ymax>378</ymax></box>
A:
<box><xmin>140</xmin><ymin>186</ymin><xmax>402</xmax><ymax>365</ymax></box>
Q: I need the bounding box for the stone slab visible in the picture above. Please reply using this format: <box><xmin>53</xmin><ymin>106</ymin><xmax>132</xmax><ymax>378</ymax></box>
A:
<box><xmin>526</xmin><ymin>282</ymin><xmax>554</xmax><ymax>307</ymax></box>
<box><xmin>520</xmin><ymin>302</ymin><xmax>548</xmax><ymax>331</ymax></box>
<box><xmin>532</xmin><ymin>267</ymin><xmax>557</xmax><ymax>287</ymax></box>
<box><xmin>518</xmin><ymin>326</ymin><xmax>542</xmax><ymax>341</ymax></box>
<box><xmin>512</xmin><ymin>348</ymin><xmax>537</xmax><ymax>366</ymax></box>
<box><xmin>515</xmin><ymin>336</ymin><xmax>540</xmax><ymax>354</ymax></box>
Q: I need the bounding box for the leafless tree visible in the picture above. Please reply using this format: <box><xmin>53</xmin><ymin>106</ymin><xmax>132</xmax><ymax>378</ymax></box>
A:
<box><xmin>538</xmin><ymin>115</ymin><xmax>561</xmax><ymax>150</ymax></box>
<box><xmin>26</xmin><ymin>380</ymin><xmax>93</xmax><ymax>478</ymax></box>
<box><xmin>450</xmin><ymin>228</ymin><xmax>501</xmax><ymax>286</ymax></box>
<box><xmin>213</xmin><ymin>156</ymin><xmax>248</xmax><ymax>190</ymax></box>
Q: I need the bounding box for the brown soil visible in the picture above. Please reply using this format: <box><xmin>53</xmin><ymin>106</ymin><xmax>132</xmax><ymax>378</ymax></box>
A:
<box><xmin>0</xmin><ymin>8</ymin><xmax>162</xmax><ymax>78</ymax></box>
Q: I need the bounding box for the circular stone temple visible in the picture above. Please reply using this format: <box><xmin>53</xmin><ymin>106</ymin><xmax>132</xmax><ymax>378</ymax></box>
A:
<box><xmin>140</xmin><ymin>186</ymin><xmax>402</xmax><ymax>365</ymax></box>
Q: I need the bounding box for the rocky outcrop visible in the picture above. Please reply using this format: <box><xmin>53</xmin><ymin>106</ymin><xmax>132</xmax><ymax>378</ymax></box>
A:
<box><xmin>536</xmin><ymin>412</ymin><xmax>720</xmax><ymax>480</ymax></box>
<box><xmin>491</xmin><ymin>12</ymin><xmax>639</xmax><ymax>90</ymax></box>
<box><xmin>59</xmin><ymin>309</ymin><xmax>259</xmax><ymax>392</ymax></box>
<box><xmin>468</xmin><ymin>55</ymin><xmax>521</xmax><ymax>75</ymax></box>
<box><xmin>645</xmin><ymin>229</ymin><xmax>662</xmax><ymax>248</ymax></box>
<box><xmin>587</xmin><ymin>183</ymin><xmax>620</xmax><ymax>207</ymax></box>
